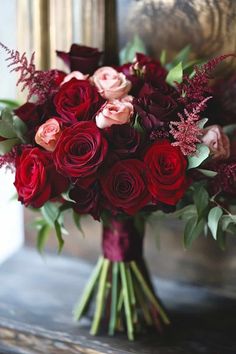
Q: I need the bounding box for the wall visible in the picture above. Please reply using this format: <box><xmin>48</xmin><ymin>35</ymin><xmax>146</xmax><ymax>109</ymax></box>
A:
<box><xmin>0</xmin><ymin>0</ymin><xmax>24</xmax><ymax>263</ymax></box>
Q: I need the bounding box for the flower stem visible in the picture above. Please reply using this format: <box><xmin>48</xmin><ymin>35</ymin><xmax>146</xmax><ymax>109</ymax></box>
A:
<box><xmin>119</xmin><ymin>262</ymin><xmax>134</xmax><ymax>341</ymax></box>
<box><xmin>90</xmin><ymin>258</ymin><xmax>110</xmax><ymax>335</ymax></box>
<box><xmin>131</xmin><ymin>261</ymin><xmax>170</xmax><ymax>325</ymax></box>
<box><xmin>108</xmin><ymin>262</ymin><xmax>118</xmax><ymax>336</ymax></box>
<box><xmin>73</xmin><ymin>256</ymin><xmax>103</xmax><ymax>321</ymax></box>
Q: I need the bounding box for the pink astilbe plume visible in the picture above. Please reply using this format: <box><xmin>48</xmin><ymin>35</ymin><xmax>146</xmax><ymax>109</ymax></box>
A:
<box><xmin>169</xmin><ymin>97</ymin><xmax>212</xmax><ymax>156</ymax></box>
<box><xmin>177</xmin><ymin>54</ymin><xmax>235</xmax><ymax>110</ymax></box>
<box><xmin>0</xmin><ymin>43</ymin><xmax>59</xmax><ymax>104</ymax></box>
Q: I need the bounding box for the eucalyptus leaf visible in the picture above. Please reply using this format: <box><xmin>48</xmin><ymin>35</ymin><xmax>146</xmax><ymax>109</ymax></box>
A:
<box><xmin>13</xmin><ymin>116</ymin><xmax>28</xmax><ymax>142</ymax></box>
<box><xmin>37</xmin><ymin>224</ymin><xmax>51</xmax><ymax>253</ymax></box>
<box><xmin>73</xmin><ymin>211</ymin><xmax>85</xmax><ymax>237</ymax></box>
<box><xmin>197</xmin><ymin>118</ymin><xmax>208</xmax><ymax>129</ymax></box>
<box><xmin>119</xmin><ymin>35</ymin><xmax>147</xmax><ymax>64</ymax></box>
<box><xmin>193</xmin><ymin>186</ymin><xmax>209</xmax><ymax>219</ymax></box>
<box><xmin>221</xmin><ymin>214</ymin><xmax>236</xmax><ymax>231</ymax></box>
<box><xmin>160</xmin><ymin>50</ymin><xmax>167</xmax><ymax>65</ymax></box>
<box><xmin>0</xmin><ymin>120</ymin><xmax>16</xmax><ymax>138</ymax></box>
<box><xmin>196</xmin><ymin>169</ymin><xmax>217</xmax><ymax>177</ymax></box>
<box><xmin>208</xmin><ymin>206</ymin><xmax>223</xmax><ymax>240</ymax></box>
<box><xmin>187</xmin><ymin>144</ymin><xmax>210</xmax><ymax>169</ymax></box>
<box><xmin>184</xmin><ymin>216</ymin><xmax>205</xmax><ymax>248</ymax></box>
<box><xmin>223</xmin><ymin>124</ymin><xmax>236</xmax><ymax>136</ymax></box>
<box><xmin>41</xmin><ymin>202</ymin><xmax>59</xmax><ymax>227</ymax></box>
<box><xmin>0</xmin><ymin>99</ymin><xmax>20</xmax><ymax>109</ymax></box>
<box><xmin>166</xmin><ymin>62</ymin><xmax>183</xmax><ymax>86</ymax></box>
<box><xmin>0</xmin><ymin>138</ymin><xmax>20</xmax><ymax>154</ymax></box>
<box><xmin>54</xmin><ymin>219</ymin><xmax>64</xmax><ymax>253</ymax></box>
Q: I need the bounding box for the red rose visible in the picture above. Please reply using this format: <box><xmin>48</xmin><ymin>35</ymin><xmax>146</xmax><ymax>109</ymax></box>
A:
<box><xmin>69</xmin><ymin>184</ymin><xmax>100</xmax><ymax>220</ymax></box>
<box><xmin>54</xmin><ymin>79</ymin><xmax>104</xmax><ymax>124</ymax></box>
<box><xmin>14</xmin><ymin>147</ymin><xmax>68</xmax><ymax>208</ymax></box>
<box><xmin>54</xmin><ymin>121</ymin><xmax>107</xmax><ymax>186</ymax></box>
<box><xmin>100</xmin><ymin>159</ymin><xmax>150</xmax><ymax>215</ymax></box>
<box><xmin>144</xmin><ymin>140</ymin><xmax>188</xmax><ymax>205</ymax></box>
<box><xmin>56</xmin><ymin>43</ymin><xmax>103</xmax><ymax>74</ymax></box>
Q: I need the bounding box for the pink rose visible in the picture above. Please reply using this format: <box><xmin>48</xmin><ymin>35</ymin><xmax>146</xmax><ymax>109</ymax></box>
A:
<box><xmin>201</xmin><ymin>125</ymin><xmax>230</xmax><ymax>160</ymax></box>
<box><xmin>35</xmin><ymin>118</ymin><xmax>62</xmax><ymax>152</ymax></box>
<box><xmin>61</xmin><ymin>71</ymin><xmax>89</xmax><ymax>85</ymax></box>
<box><xmin>95</xmin><ymin>99</ymin><xmax>134</xmax><ymax>129</ymax></box>
<box><xmin>92</xmin><ymin>66</ymin><xmax>131</xmax><ymax>100</ymax></box>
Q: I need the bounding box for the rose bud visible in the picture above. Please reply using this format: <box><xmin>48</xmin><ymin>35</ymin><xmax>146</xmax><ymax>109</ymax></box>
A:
<box><xmin>201</xmin><ymin>125</ymin><xmax>230</xmax><ymax>160</ymax></box>
<box><xmin>92</xmin><ymin>66</ymin><xmax>131</xmax><ymax>100</ymax></box>
<box><xmin>56</xmin><ymin>43</ymin><xmax>102</xmax><ymax>74</ymax></box>
<box><xmin>95</xmin><ymin>99</ymin><xmax>133</xmax><ymax>129</ymax></box>
<box><xmin>35</xmin><ymin>118</ymin><xmax>62</xmax><ymax>152</ymax></box>
<box><xmin>61</xmin><ymin>71</ymin><xmax>89</xmax><ymax>85</ymax></box>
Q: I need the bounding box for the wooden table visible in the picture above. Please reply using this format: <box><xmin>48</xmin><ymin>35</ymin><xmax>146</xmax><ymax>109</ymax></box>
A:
<box><xmin>0</xmin><ymin>248</ymin><xmax>235</xmax><ymax>354</ymax></box>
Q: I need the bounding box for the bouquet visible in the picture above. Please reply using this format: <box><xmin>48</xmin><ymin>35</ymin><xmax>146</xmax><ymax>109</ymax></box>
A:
<box><xmin>0</xmin><ymin>42</ymin><xmax>236</xmax><ymax>340</ymax></box>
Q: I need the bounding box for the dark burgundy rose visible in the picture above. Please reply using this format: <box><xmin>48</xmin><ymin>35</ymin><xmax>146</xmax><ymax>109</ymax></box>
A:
<box><xmin>54</xmin><ymin>79</ymin><xmax>105</xmax><ymax>124</ymax></box>
<box><xmin>144</xmin><ymin>140</ymin><xmax>188</xmax><ymax>206</ymax></box>
<box><xmin>134</xmin><ymin>90</ymin><xmax>178</xmax><ymax>132</ymax></box>
<box><xmin>54</xmin><ymin>121</ymin><xmax>108</xmax><ymax>186</ymax></box>
<box><xmin>105</xmin><ymin>124</ymin><xmax>141</xmax><ymax>158</ymax></box>
<box><xmin>14</xmin><ymin>147</ymin><xmax>68</xmax><ymax>208</ymax></box>
<box><xmin>100</xmin><ymin>159</ymin><xmax>150</xmax><ymax>215</ymax></box>
<box><xmin>69</xmin><ymin>184</ymin><xmax>100</xmax><ymax>220</ymax></box>
<box><xmin>135</xmin><ymin>53</ymin><xmax>167</xmax><ymax>82</ymax></box>
<box><xmin>56</xmin><ymin>44</ymin><xmax>103</xmax><ymax>74</ymax></box>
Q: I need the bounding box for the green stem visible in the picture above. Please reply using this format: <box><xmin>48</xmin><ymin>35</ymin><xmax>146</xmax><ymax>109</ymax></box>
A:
<box><xmin>131</xmin><ymin>261</ymin><xmax>170</xmax><ymax>325</ymax></box>
<box><xmin>90</xmin><ymin>258</ymin><xmax>110</xmax><ymax>335</ymax></box>
<box><xmin>126</xmin><ymin>265</ymin><xmax>138</xmax><ymax>325</ymax></box>
<box><xmin>73</xmin><ymin>256</ymin><xmax>103</xmax><ymax>321</ymax></box>
<box><xmin>119</xmin><ymin>262</ymin><xmax>134</xmax><ymax>341</ymax></box>
<box><xmin>108</xmin><ymin>262</ymin><xmax>119</xmax><ymax>336</ymax></box>
<box><xmin>133</xmin><ymin>277</ymin><xmax>153</xmax><ymax>326</ymax></box>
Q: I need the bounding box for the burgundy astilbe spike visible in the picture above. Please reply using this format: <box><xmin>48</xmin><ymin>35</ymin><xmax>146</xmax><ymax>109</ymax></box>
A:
<box><xmin>169</xmin><ymin>97</ymin><xmax>212</xmax><ymax>156</ymax></box>
<box><xmin>177</xmin><ymin>54</ymin><xmax>235</xmax><ymax>110</ymax></box>
<box><xmin>0</xmin><ymin>43</ymin><xmax>59</xmax><ymax>104</ymax></box>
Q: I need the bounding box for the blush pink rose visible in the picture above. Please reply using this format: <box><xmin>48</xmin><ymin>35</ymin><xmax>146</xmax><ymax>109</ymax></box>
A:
<box><xmin>35</xmin><ymin>118</ymin><xmax>62</xmax><ymax>152</ymax></box>
<box><xmin>201</xmin><ymin>125</ymin><xmax>230</xmax><ymax>160</ymax></box>
<box><xmin>61</xmin><ymin>71</ymin><xmax>89</xmax><ymax>85</ymax></box>
<box><xmin>95</xmin><ymin>100</ymin><xmax>134</xmax><ymax>129</ymax></box>
<box><xmin>92</xmin><ymin>66</ymin><xmax>131</xmax><ymax>100</ymax></box>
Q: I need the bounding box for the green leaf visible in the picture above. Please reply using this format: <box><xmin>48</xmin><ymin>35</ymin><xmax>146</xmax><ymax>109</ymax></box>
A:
<box><xmin>221</xmin><ymin>214</ymin><xmax>236</xmax><ymax>232</ymax></box>
<box><xmin>0</xmin><ymin>109</ymin><xmax>16</xmax><ymax>138</ymax></box>
<box><xmin>196</xmin><ymin>169</ymin><xmax>217</xmax><ymax>177</ymax></box>
<box><xmin>217</xmin><ymin>227</ymin><xmax>226</xmax><ymax>250</ymax></box>
<box><xmin>133</xmin><ymin>114</ymin><xmax>145</xmax><ymax>134</ymax></box>
<box><xmin>187</xmin><ymin>144</ymin><xmax>210</xmax><ymax>169</ymax></box>
<box><xmin>184</xmin><ymin>216</ymin><xmax>205</xmax><ymax>248</ymax></box>
<box><xmin>160</xmin><ymin>49</ymin><xmax>167</xmax><ymax>65</ymax></box>
<box><xmin>197</xmin><ymin>118</ymin><xmax>208</xmax><ymax>129</ymax></box>
<box><xmin>41</xmin><ymin>202</ymin><xmax>59</xmax><ymax>227</ymax></box>
<box><xmin>37</xmin><ymin>224</ymin><xmax>51</xmax><ymax>253</ymax></box>
<box><xmin>193</xmin><ymin>186</ymin><xmax>209</xmax><ymax>219</ymax></box>
<box><xmin>12</xmin><ymin>116</ymin><xmax>28</xmax><ymax>142</ymax></box>
<box><xmin>73</xmin><ymin>211</ymin><xmax>85</xmax><ymax>237</ymax></box>
<box><xmin>54</xmin><ymin>219</ymin><xmax>64</xmax><ymax>253</ymax></box>
<box><xmin>119</xmin><ymin>35</ymin><xmax>147</xmax><ymax>64</ymax></box>
<box><xmin>171</xmin><ymin>45</ymin><xmax>191</xmax><ymax>67</ymax></box>
<box><xmin>208</xmin><ymin>207</ymin><xmax>223</xmax><ymax>240</ymax></box>
<box><xmin>0</xmin><ymin>138</ymin><xmax>20</xmax><ymax>154</ymax></box>
<box><xmin>223</xmin><ymin>124</ymin><xmax>236</xmax><ymax>136</ymax></box>
<box><xmin>166</xmin><ymin>62</ymin><xmax>183</xmax><ymax>86</ymax></box>
<box><xmin>0</xmin><ymin>99</ymin><xmax>20</xmax><ymax>109</ymax></box>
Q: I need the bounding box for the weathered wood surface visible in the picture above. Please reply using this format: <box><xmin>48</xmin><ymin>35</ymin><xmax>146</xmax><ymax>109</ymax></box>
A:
<box><xmin>0</xmin><ymin>248</ymin><xmax>236</xmax><ymax>354</ymax></box>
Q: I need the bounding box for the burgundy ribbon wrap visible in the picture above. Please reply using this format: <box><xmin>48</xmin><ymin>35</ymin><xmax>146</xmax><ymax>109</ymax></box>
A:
<box><xmin>102</xmin><ymin>217</ymin><xmax>144</xmax><ymax>262</ymax></box>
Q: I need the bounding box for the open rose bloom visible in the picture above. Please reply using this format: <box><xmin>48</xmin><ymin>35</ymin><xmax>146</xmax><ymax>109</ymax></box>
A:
<box><xmin>0</xmin><ymin>42</ymin><xmax>234</xmax><ymax>235</ymax></box>
<box><xmin>1</xmin><ymin>42</ymin><xmax>236</xmax><ymax>340</ymax></box>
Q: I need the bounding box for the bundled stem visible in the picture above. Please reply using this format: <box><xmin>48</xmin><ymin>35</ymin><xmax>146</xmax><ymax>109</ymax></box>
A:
<box><xmin>74</xmin><ymin>257</ymin><xmax>170</xmax><ymax>340</ymax></box>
